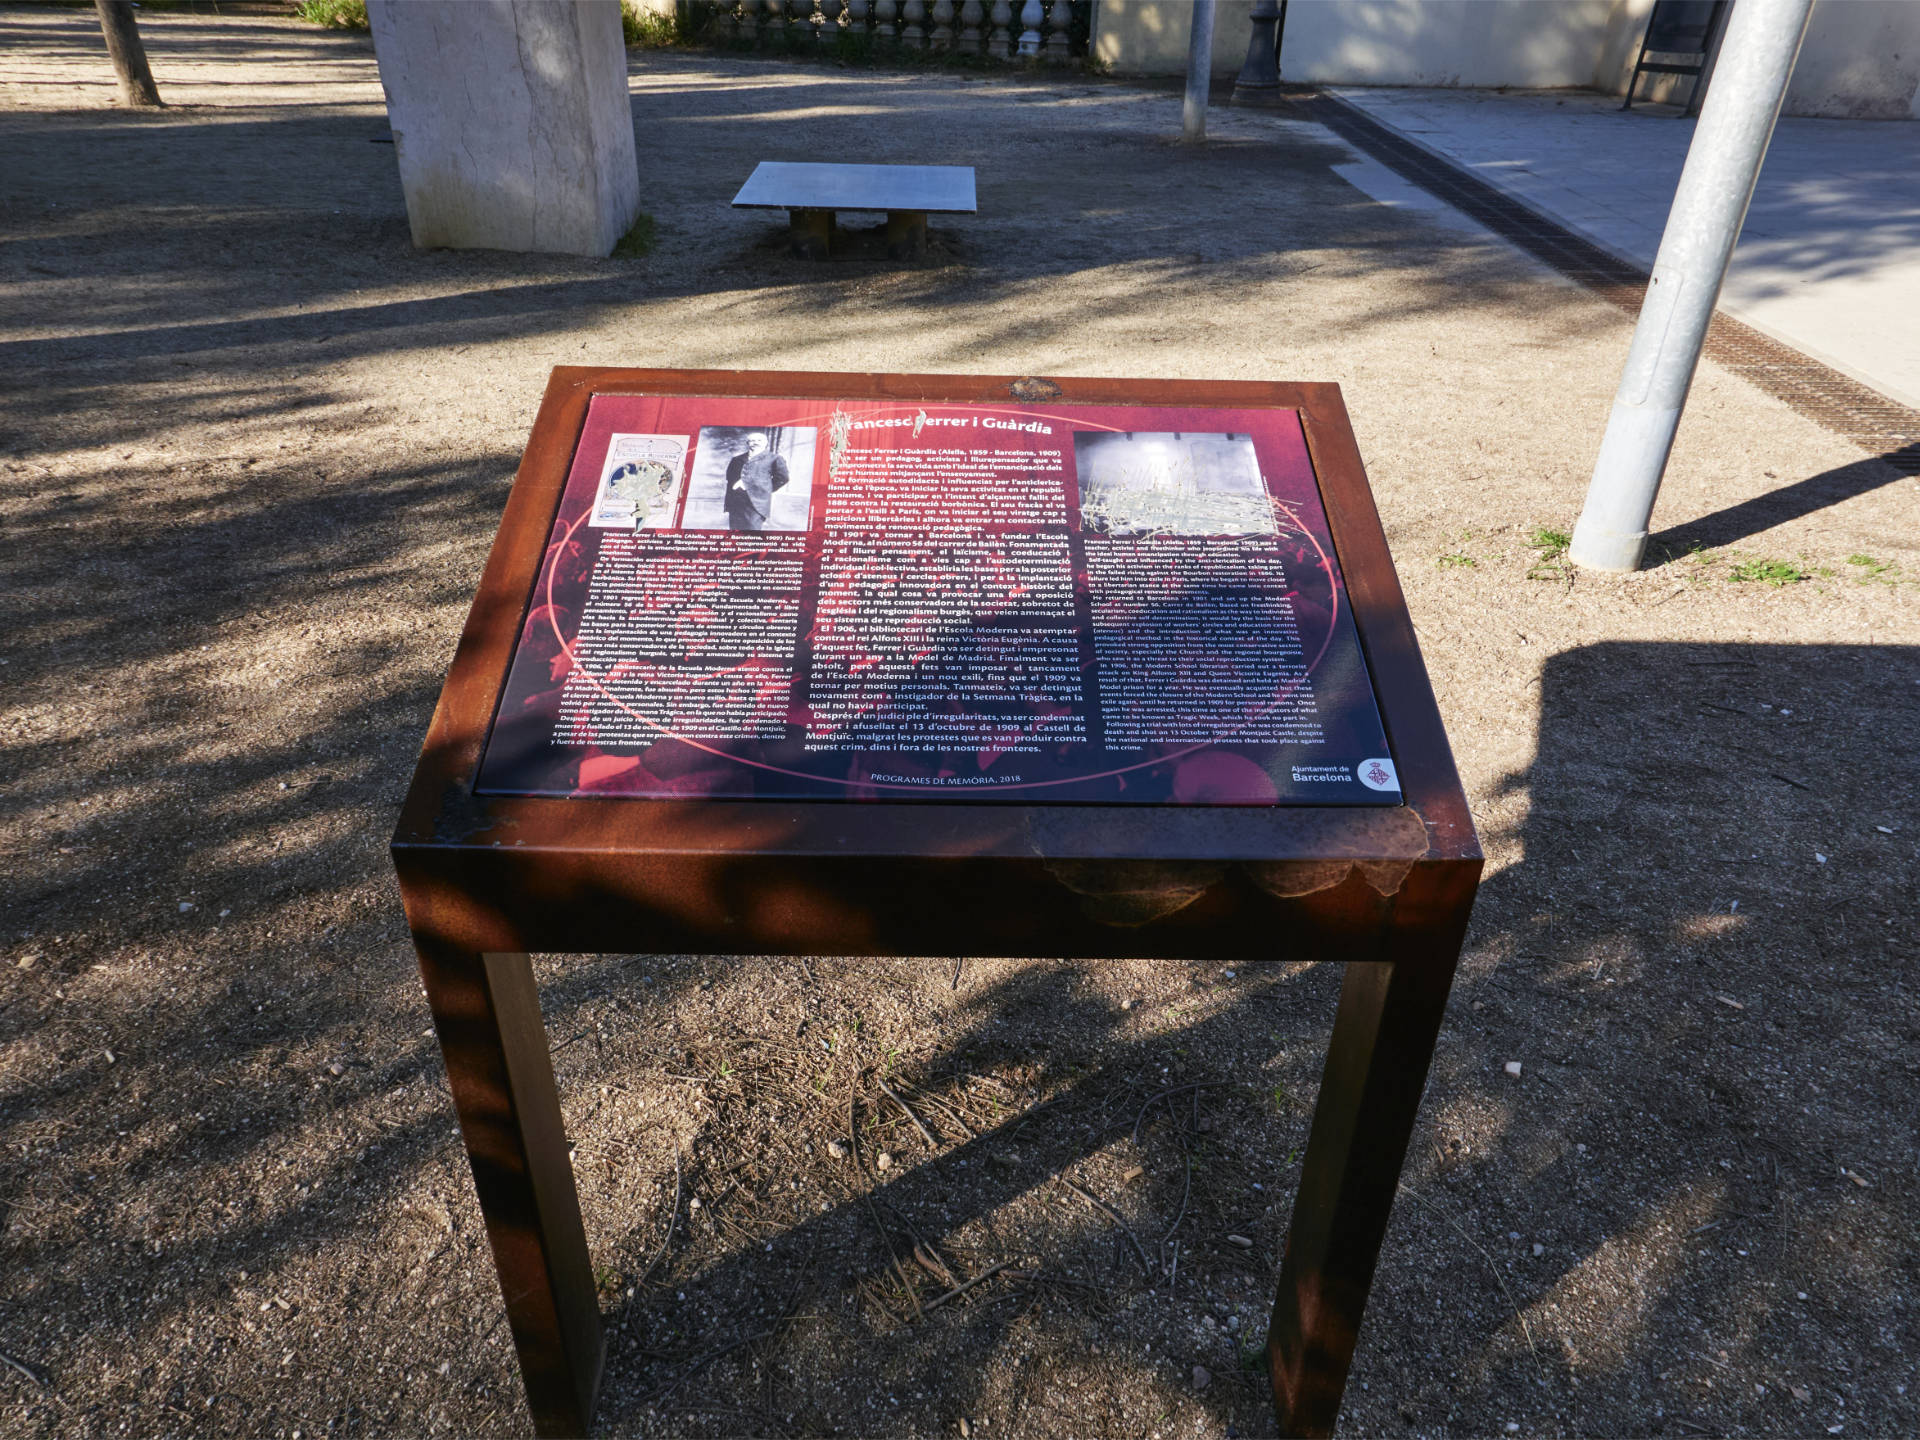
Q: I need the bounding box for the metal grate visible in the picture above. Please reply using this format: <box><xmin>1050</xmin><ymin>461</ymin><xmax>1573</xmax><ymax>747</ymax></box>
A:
<box><xmin>1306</xmin><ymin>93</ymin><xmax>1920</xmax><ymax>476</ymax></box>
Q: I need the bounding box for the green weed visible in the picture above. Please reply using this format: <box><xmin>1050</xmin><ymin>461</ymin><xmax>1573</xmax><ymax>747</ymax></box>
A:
<box><xmin>293</xmin><ymin>0</ymin><xmax>368</xmax><ymax>29</ymax></box>
<box><xmin>612</xmin><ymin>212</ymin><xmax>657</xmax><ymax>258</ymax></box>
<box><xmin>1728</xmin><ymin>556</ymin><xmax>1811</xmax><ymax>586</ymax></box>
<box><xmin>622</xmin><ymin>3</ymin><xmax>683</xmax><ymax>48</ymax></box>
<box><xmin>1526</xmin><ymin>526</ymin><xmax>1571</xmax><ymax>580</ymax></box>
<box><xmin>1529</xmin><ymin>527</ymin><xmax>1570</xmax><ymax>558</ymax></box>
<box><xmin>1437</xmin><ymin>551</ymin><xmax>1476</xmax><ymax>570</ymax></box>
<box><xmin>1848</xmin><ymin>554</ymin><xmax>1903</xmax><ymax>584</ymax></box>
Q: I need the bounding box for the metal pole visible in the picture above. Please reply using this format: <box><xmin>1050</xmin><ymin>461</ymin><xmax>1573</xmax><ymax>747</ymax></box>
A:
<box><xmin>1183</xmin><ymin>0</ymin><xmax>1218</xmax><ymax>141</ymax></box>
<box><xmin>1569</xmin><ymin>0</ymin><xmax>1814</xmax><ymax>573</ymax></box>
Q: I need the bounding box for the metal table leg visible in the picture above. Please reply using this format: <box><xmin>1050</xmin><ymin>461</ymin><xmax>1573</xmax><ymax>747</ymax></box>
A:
<box><xmin>416</xmin><ymin>939</ymin><xmax>604</xmax><ymax>1438</ymax></box>
<box><xmin>1266</xmin><ymin>869</ymin><xmax>1472</xmax><ymax>1437</ymax></box>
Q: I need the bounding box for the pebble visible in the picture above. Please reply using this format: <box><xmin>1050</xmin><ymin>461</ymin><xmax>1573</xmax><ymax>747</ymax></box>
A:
<box><xmin>959</xmin><ymin>1421</ymin><xmax>971</xmax><ymax>1438</ymax></box>
<box><xmin>178</xmin><ymin>902</ymin><xmax>194</xmax><ymax>913</ymax></box>
<box><xmin>688</xmin><ymin>1197</ymin><xmax>702</xmax><ymax>1211</ymax></box>
<box><xmin>1192</xmin><ymin>1365</ymin><xmax>1212</xmax><ymax>1391</ymax></box>
<box><xmin>876</xmin><ymin>1151</ymin><xmax>893</xmax><ymax>1172</ymax></box>
<box><xmin>1532</xmin><ymin>1243</ymin><xmax>1545</xmax><ymax>1257</ymax></box>
<box><xmin>826</xmin><ymin>1139</ymin><xmax>848</xmax><ymax>1159</ymax></box>
<box><xmin>1121</xmin><ymin>998</ymin><xmax>1136</xmax><ymax>1011</ymax></box>
<box><xmin>1225</xmin><ymin>1234</ymin><xmax>1253</xmax><ymax>1248</ymax></box>
<box><xmin>326</xmin><ymin>1062</ymin><xmax>344</xmax><ymax>1078</ymax></box>
<box><xmin>1504</xmin><ymin>1061</ymin><xmax>1523</xmax><ymax>1078</ymax></box>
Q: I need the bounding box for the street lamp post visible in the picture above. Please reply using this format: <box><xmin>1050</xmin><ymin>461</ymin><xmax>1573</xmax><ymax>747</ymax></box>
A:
<box><xmin>1569</xmin><ymin>0</ymin><xmax>1816</xmax><ymax>572</ymax></box>
<box><xmin>1183</xmin><ymin>0</ymin><xmax>1218</xmax><ymax>141</ymax></box>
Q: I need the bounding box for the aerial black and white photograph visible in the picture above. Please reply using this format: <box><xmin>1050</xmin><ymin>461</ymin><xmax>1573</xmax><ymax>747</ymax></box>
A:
<box><xmin>1072</xmin><ymin>430</ymin><xmax>1276</xmax><ymax>537</ymax></box>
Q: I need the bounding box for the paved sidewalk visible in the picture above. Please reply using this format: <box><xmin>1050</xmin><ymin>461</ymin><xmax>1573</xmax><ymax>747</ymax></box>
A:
<box><xmin>1330</xmin><ymin>87</ymin><xmax>1920</xmax><ymax>411</ymax></box>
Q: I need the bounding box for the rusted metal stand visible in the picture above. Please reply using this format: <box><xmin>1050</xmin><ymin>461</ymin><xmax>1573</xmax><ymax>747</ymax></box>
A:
<box><xmin>1267</xmin><ymin>872</ymin><xmax>1475</xmax><ymax>1436</ymax></box>
<box><xmin>413</xmin><ymin>935</ymin><xmax>603</xmax><ymax>1436</ymax></box>
<box><xmin>393</xmin><ymin>368</ymin><xmax>1480</xmax><ymax>1439</ymax></box>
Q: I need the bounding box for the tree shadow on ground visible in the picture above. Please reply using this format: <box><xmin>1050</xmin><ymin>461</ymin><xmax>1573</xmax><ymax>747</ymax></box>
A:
<box><xmin>0</xmin><ymin>26</ymin><xmax>1615</xmax><ymax>464</ymax></box>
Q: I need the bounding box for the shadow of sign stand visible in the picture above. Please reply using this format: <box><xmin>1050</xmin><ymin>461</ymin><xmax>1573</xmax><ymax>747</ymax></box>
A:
<box><xmin>390</xmin><ymin>368</ymin><xmax>1482</xmax><ymax>1438</ymax></box>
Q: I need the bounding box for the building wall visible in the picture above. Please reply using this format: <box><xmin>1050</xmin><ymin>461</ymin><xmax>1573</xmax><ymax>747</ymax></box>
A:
<box><xmin>1593</xmin><ymin>0</ymin><xmax>1657</xmax><ymax>96</ymax></box>
<box><xmin>1092</xmin><ymin>0</ymin><xmax>1619</xmax><ymax>88</ymax></box>
<box><xmin>1280</xmin><ymin>0</ymin><xmax>1620</xmax><ymax>88</ymax></box>
<box><xmin>1783</xmin><ymin>0</ymin><xmax>1920</xmax><ymax>119</ymax></box>
<box><xmin>1090</xmin><ymin>0</ymin><xmax>1257</xmax><ymax>79</ymax></box>
<box><xmin>1595</xmin><ymin>0</ymin><xmax>1920</xmax><ymax>117</ymax></box>
<box><xmin>1093</xmin><ymin>0</ymin><xmax>1920</xmax><ymax>119</ymax></box>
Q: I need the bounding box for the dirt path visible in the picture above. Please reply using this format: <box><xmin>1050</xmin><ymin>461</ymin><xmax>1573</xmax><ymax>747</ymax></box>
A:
<box><xmin>1</xmin><ymin>7</ymin><xmax>1915</xmax><ymax>1438</ymax></box>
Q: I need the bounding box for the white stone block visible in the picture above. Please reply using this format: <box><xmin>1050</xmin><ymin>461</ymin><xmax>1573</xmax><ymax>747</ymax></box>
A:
<box><xmin>367</xmin><ymin>0</ymin><xmax>640</xmax><ymax>256</ymax></box>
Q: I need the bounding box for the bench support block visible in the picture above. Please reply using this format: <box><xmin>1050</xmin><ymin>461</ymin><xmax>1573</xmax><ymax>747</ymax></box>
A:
<box><xmin>788</xmin><ymin>207</ymin><xmax>835</xmax><ymax>258</ymax></box>
<box><xmin>886</xmin><ymin>209</ymin><xmax>928</xmax><ymax>258</ymax></box>
<box><xmin>784</xmin><ymin>208</ymin><xmax>929</xmax><ymax>260</ymax></box>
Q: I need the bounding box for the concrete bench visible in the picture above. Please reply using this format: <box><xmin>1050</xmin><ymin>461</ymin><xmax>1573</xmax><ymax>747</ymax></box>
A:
<box><xmin>732</xmin><ymin>161</ymin><xmax>977</xmax><ymax>259</ymax></box>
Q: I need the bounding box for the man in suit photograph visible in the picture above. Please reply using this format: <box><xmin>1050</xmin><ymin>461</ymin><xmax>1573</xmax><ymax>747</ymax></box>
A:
<box><xmin>724</xmin><ymin>431</ymin><xmax>790</xmax><ymax>532</ymax></box>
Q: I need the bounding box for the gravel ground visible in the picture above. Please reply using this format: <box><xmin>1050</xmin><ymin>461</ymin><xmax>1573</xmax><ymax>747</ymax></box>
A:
<box><xmin>2</xmin><ymin>8</ymin><xmax>1916</xmax><ymax>1439</ymax></box>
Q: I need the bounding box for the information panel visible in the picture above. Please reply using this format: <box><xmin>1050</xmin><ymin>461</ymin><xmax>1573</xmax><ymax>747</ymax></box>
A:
<box><xmin>476</xmin><ymin>393</ymin><xmax>1402</xmax><ymax>806</ymax></box>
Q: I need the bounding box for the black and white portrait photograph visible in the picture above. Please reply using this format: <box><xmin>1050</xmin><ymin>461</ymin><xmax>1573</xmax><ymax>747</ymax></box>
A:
<box><xmin>683</xmin><ymin>425</ymin><xmax>818</xmax><ymax>533</ymax></box>
<box><xmin>1073</xmin><ymin>430</ymin><xmax>1275</xmax><ymax>538</ymax></box>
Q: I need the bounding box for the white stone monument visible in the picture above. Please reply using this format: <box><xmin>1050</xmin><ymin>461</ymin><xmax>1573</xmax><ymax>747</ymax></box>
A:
<box><xmin>367</xmin><ymin>0</ymin><xmax>641</xmax><ymax>257</ymax></box>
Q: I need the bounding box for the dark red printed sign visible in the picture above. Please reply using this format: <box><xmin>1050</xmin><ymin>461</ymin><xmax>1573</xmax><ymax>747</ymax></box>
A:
<box><xmin>477</xmin><ymin>394</ymin><xmax>1401</xmax><ymax>805</ymax></box>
